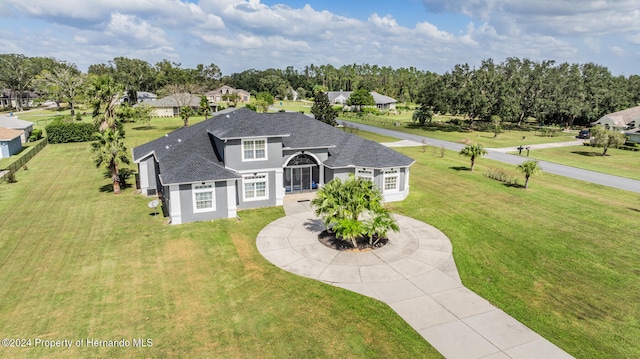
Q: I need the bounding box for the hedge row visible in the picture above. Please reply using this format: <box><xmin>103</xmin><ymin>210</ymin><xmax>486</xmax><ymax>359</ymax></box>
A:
<box><xmin>45</xmin><ymin>122</ymin><xmax>98</xmax><ymax>143</ymax></box>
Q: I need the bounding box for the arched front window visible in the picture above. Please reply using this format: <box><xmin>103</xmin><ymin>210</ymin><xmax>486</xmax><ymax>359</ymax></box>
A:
<box><xmin>286</xmin><ymin>154</ymin><xmax>316</xmax><ymax>166</ymax></box>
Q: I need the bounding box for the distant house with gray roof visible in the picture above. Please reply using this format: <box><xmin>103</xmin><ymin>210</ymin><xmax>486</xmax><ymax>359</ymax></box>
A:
<box><xmin>327</xmin><ymin>91</ymin><xmax>398</xmax><ymax>110</ymax></box>
<box><xmin>135</xmin><ymin>93</ymin><xmax>214</xmax><ymax>117</ymax></box>
<box><xmin>0</xmin><ymin>115</ymin><xmax>34</xmax><ymax>143</ymax></box>
<box><xmin>592</xmin><ymin>105</ymin><xmax>640</xmax><ymax>131</ymax></box>
<box><xmin>120</xmin><ymin>91</ymin><xmax>157</xmax><ymax>104</ymax></box>
<box><xmin>133</xmin><ymin>108</ymin><xmax>414</xmax><ymax>224</ymax></box>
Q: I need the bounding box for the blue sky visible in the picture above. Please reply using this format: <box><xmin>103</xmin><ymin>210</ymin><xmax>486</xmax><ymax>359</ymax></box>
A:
<box><xmin>1</xmin><ymin>0</ymin><xmax>638</xmax><ymax>76</ymax></box>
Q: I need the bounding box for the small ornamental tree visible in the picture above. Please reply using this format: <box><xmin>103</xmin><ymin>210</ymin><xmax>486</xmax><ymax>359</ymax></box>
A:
<box><xmin>517</xmin><ymin>160</ymin><xmax>541</xmax><ymax>189</ymax></box>
<box><xmin>134</xmin><ymin>103</ymin><xmax>154</xmax><ymax>128</ymax></box>
<box><xmin>199</xmin><ymin>96</ymin><xmax>210</xmax><ymax>118</ymax></box>
<box><xmin>255</xmin><ymin>91</ymin><xmax>274</xmax><ymax>113</ymax></box>
<box><xmin>590</xmin><ymin>125</ymin><xmax>626</xmax><ymax>156</ymax></box>
<box><xmin>459</xmin><ymin>143</ymin><xmax>488</xmax><ymax>172</ymax></box>
<box><xmin>311</xmin><ymin>175</ymin><xmax>398</xmax><ymax>248</ymax></box>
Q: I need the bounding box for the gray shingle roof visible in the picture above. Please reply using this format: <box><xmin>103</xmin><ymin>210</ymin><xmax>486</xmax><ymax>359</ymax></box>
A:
<box><xmin>326</xmin><ymin>91</ymin><xmax>397</xmax><ymax>105</ymax></box>
<box><xmin>0</xmin><ymin>115</ymin><xmax>34</xmax><ymax>129</ymax></box>
<box><xmin>136</xmin><ymin>93</ymin><xmax>201</xmax><ymax>108</ymax></box>
<box><xmin>133</xmin><ymin>114</ymin><xmax>240</xmax><ymax>185</ymax></box>
<box><xmin>594</xmin><ymin>105</ymin><xmax>640</xmax><ymax>127</ymax></box>
<box><xmin>133</xmin><ymin>108</ymin><xmax>414</xmax><ymax>185</ymax></box>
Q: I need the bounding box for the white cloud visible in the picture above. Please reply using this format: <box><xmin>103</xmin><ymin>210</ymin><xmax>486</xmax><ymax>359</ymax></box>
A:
<box><xmin>1</xmin><ymin>0</ymin><xmax>638</xmax><ymax>75</ymax></box>
<box><xmin>105</xmin><ymin>13</ymin><xmax>169</xmax><ymax>47</ymax></box>
<box><xmin>422</xmin><ymin>0</ymin><xmax>640</xmax><ymax>37</ymax></box>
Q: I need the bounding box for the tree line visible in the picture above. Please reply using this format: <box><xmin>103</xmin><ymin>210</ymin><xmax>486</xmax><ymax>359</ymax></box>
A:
<box><xmin>415</xmin><ymin>58</ymin><xmax>640</xmax><ymax>128</ymax></box>
<box><xmin>2</xmin><ymin>54</ymin><xmax>639</xmax><ymax>128</ymax></box>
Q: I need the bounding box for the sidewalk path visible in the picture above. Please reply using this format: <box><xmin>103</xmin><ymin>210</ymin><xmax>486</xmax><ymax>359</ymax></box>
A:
<box><xmin>257</xmin><ymin>207</ymin><xmax>573</xmax><ymax>359</ymax></box>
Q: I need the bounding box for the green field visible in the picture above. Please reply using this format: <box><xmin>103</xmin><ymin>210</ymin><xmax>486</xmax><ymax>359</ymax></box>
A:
<box><xmin>340</xmin><ymin>113</ymin><xmax>577</xmax><ymax>148</ymax></box>
<box><xmin>1</xmin><ymin>113</ymin><xmax>638</xmax><ymax>358</ymax></box>
<box><xmin>387</xmin><ymin>147</ymin><xmax>640</xmax><ymax>358</ymax></box>
<box><xmin>512</xmin><ymin>145</ymin><xmax>640</xmax><ymax>180</ymax></box>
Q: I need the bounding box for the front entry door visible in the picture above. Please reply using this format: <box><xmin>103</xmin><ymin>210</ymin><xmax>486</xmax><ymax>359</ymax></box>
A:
<box><xmin>289</xmin><ymin>167</ymin><xmax>311</xmax><ymax>191</ymax></box>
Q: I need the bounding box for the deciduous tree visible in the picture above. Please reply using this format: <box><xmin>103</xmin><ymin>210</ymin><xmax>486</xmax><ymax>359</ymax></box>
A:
<box><xmin>590</xmin><ymin>125</ymin><xmax>626</xmax><ymax>156</ymax></box>
<box><xmin>255</xmin><ymin>91</ymin><xmax>274</xmax><ymax>113</ymax></box>
<box><xmin>35</xmin><ymin>65</ymin><xmax>85</xmax><ymax>116</ymax></box>
<box><xmin>347</xmin><ymin>88</ymin><xmax>374</xmax><ymax>111</ymax></box>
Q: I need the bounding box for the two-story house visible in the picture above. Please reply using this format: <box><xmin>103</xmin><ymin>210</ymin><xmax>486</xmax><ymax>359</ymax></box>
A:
<box><xmin>133</xmin><ymin>108</ymin><xmax>414</xmax><ymax>224</ymax></box>
<box><xmin>205</xmin><ymin>85</ymin><xmax>251</xmax><ymax>103</ymax></box>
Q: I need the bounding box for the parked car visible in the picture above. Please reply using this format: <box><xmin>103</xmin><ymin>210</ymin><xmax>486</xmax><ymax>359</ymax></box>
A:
<box><xmin>577</xmin><ymin>129</ymin><xmax>591</xmax><ymax>139</ymax></box>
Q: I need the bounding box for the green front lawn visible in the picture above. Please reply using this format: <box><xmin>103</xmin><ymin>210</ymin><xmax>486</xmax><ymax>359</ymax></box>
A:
<box><xmin>388</xmin><ymin>147</ymin><xmax>640</xmax><ymax>358</ymax></box>
<box><xmin>0</xmin><ymin>130</ymin><xmax>439</xmax><ymax>358</ymax></box>
<box><xmin>1</xmin><ymin>115</ymin><xmax>638</xmax><ymax>358</ymax></box>
<box><xmin>512</xmin><ymin>145</ymin><xmax>640</xmax><ymax>180</ymax></box>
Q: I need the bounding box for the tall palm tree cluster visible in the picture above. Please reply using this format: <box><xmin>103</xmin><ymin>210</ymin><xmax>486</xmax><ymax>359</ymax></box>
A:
<box><xmin>311</xmin><ymin>176</ymin><xmax>398</xmax><ymax>248</ymax></box>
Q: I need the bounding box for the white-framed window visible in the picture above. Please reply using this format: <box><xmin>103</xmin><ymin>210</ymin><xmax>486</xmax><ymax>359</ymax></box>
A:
<box><xmin>356</xmin><ymin>168</ymin><xmax>374</xmax><ymax>183</ymax></box>
<box><xmin>242</xmin><ymin>139</ymin><xmax>267</xmax><ymax>161</ymax></box>
<box><xmin>243</xmin><ymin>173</ymin><xmax>269</xmax><ymax>201</ymax></box>
<box><xmin>383</xmin><ymin>169</ymin><xmax>399</xmax><ymax>192</ymax></box>
<box><xmin>193</xmin><ymin>183</ymin><xmax>215</xmax><ymax>212</ymax></box>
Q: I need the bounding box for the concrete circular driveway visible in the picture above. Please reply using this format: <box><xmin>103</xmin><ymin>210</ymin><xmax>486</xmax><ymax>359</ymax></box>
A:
<box><xmin>256</xmin><ymin>211</ymin><xmax>462</xmax><ymax>286</ymax></box>
<box><xmin>256</xmin><ymin>210</ymin><xmax>573</xmax><ymax>359</ymax></box>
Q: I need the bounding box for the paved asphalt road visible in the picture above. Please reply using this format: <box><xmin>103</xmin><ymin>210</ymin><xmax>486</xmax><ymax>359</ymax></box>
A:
<box><xmin>341</xmin><ymin>120</ymin><xmax>640</xmax><ymax>194</ymax></box>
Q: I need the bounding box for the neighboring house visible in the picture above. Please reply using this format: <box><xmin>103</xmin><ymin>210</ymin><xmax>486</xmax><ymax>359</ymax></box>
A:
<box><xmin>0</xmin><ymin>115</ymin><xmax>34</xmax><ymax>144</ymax></box>
<box><xmin>625</xmin><ymin>128</ymin><xmax>640</xmax><ymax>144</ymax></box>
<box><xmin>326</xmin><ymin>91</ymin><xmax>398</xmax><ymax>110</ymax></box>
<box><xmin>135</xmin><ymin>93</ymin><xmax>213</xmax><ymax>117</ymax></box>
<box><xmin>120</xmin><ymin>91</ymin><xmax>157</xmax><ymax>104</ymax></box>
<box><xmin>0</xmin><ymin>89</ymin><xmax>39</xmax><ymax>109</ymax></box>
<box><xmin>592</xmin><ymin>105</ymin><xmax>640</xmax><ymax>131</ymax></box>
<box><xmin>205</xmin><ymin>85</ymin><xmax>251</xmax><ymax>103</ymax></box>
<box><xmin>0</xmin><ymin>127</ymin><xmax>24</xmax><ymax>158</ymax></box>
<box><xmin>133</xmin><ymin>108</ymin><xmax>414</xmax><ymax>225</ymax></box>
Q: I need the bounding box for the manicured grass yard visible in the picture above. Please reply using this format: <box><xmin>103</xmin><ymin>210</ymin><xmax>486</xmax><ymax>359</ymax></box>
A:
<box><xmin>1</xmin><ymin>115</ymin><xmax>638</xmax><ymax>358</ymax></box>
<box><xmin>387</xmin><ymin>147</ymin><xmax>640</xmax><ymax>358</ymax></box>
<box><xmin>0</xmin><ymin>124</ymin><xmax>439</xmax><ymax>358</ymax></box>
<box><xmin>340</xmin><ymin>114</ymin><xmax>577</xmax><ymax>148</ymax></box>
<box><xmin>514</xmin><ymin>145</ymin><xmax>640</xmax><ymax>180</ymax></box>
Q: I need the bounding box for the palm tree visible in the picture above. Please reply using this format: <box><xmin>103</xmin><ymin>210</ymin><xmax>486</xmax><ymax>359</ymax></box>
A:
<box><xmin>87</xmin><ymin>75</ymin><xmax>123</xmax><ymax>131</ymax></box>
<box><xmin>517</xmin><ymin>160</ymin><xmax>541</xmax><ymax>189</ymax></box>
<box><xmin>363</xmin><ymin>208</ymin><xmax>399</xmax><ymax>245</ymax></box>
<box><xmin>91</xmin><ymin>128</ymin><xmax>130</xmax><ymax>194</ymax></box>
<box><xmin>180</xmin><ymin>106</ymin><xmax>194</xmax><ymax>127</ymax></box>
<box><xmin>459</xmin><ymin>143</ymin><xmax>488</xmax><ymax>172</ymax></box>
<box><xmin>311</xmin><ymin>178</ymin><xmax>346</xmax><ymax>229</ymax></box>
<box><xmin>311</xmin><ymin>175</ymin><xmax>397</xmax><ymax>247</ymax></box>
<box><xmin>333</xmin><ymin>218</ymin><xmax>364</xmax><ymax>248</ymax></box>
